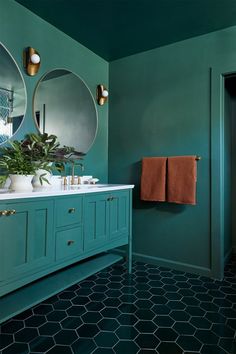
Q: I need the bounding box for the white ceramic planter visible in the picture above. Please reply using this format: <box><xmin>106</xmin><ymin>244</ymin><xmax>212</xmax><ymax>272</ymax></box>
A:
<box><xmin>9</xmin><ymin>174</ymin><xmax>34</xmax><ymax>192</ymax></box>
<box><xmin>32</xmin><ymin>169</ymin><xmax>52</xmax><ymax>188</ymax></box>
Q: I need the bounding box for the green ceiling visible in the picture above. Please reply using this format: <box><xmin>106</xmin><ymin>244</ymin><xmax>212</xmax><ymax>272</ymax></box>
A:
<box><xmin>15</xmin><ymin>0</ymin><xmax>236</xmax><ymax>61</ymax></box>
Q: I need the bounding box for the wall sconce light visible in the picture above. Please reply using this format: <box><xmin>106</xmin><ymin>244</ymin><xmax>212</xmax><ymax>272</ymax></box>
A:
<box><xmin>23</xmin><ymin>47</ymin><xmax>41</xmax><ymax>76</ymax></box>
<box><xmin>97</xmin><ymin>84</ymin><xmax>109</xmax><ymax>105</ymax></box>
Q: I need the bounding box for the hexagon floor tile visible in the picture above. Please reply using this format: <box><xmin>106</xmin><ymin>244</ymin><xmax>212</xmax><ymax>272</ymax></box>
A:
<box><xmin>1</xmin><ymin>256</ymin><xmax>236</xmax><ymax>353</ymax></box>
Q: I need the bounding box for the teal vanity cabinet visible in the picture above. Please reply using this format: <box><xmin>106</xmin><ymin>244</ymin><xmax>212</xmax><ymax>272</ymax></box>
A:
<box><xmin>0</xmin><ymin>200</ymin><xmax>54</xmax><ymax>296</ymax></box>
<box><xmin>0</xmin><ymin>185</ymin><xmax>134</xmax><ymax>323</ymax></box>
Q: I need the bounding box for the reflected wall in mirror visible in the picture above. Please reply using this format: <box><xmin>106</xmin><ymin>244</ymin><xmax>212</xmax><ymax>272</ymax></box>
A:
<box><xmin>34</xmin><ymin>69</ymin><xmax>98</xmax><ymax>154</ymax></box>
<box><xmin>0</xmin><ymin>43</ymin><xmax>26</xmax><ymax>145</ymax></box>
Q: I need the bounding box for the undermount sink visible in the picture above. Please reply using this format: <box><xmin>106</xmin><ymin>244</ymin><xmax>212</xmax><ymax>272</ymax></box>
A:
<box><xmin>70</xmin><ymin>184</ymin><xmax>109</xmax><ymax>189</ymax></box>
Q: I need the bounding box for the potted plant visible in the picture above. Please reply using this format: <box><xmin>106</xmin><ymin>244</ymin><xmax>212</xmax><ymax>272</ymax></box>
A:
<box><xmin>21</xmin><ymin>133</ymin><xmax>61</xmax><ymax>187</ymax></box>
<box><xmin>0</xmin><ymin>140</ymin><xmax>48</xmax><ymax>191</ymax></box>
<box><xmin>22</xmin><ymin>133</ymin><xmax>83</xmax><ymax>187</ymax></box>
<box><xmin>0</xmin><ymin>133</ymin><xmax>84</xmax><ymax>191</ymax></box>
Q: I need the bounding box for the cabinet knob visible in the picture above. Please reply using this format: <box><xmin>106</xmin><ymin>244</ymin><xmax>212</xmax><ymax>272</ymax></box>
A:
<box><xmin>107</xmin><ymin>196</ymin><xmax>116</xmax><ymax>201</ymax></box>
<box><xmin>68</xmin><ymin>208</ymin><xmax>76</xmax><ymax>213</ymax></box>
<box><xmin>0</xmin><ymin>210</ymin><xmax>8</xmax><ymax>216</ymax></box>
<box><xmin>67</xmin><ymin>240</ymin><xmax>75</xmax><ymax>246</ymax></box>
<box><xmin>6</xmin><ymin>209</ymin><xmax>16</xmax><ymax>216</ymax></box>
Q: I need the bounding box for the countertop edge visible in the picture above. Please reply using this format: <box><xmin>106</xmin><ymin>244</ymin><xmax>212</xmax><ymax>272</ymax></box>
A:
<box><xmin>0</xmin><ymin>184</ymin><xmax>135</xmax><ymax>201</ymax></box>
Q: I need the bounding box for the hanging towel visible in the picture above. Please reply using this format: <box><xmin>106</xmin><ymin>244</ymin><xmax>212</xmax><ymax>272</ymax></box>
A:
<box><xmin>140</xmin><ymin>157</ymin><xmax>167</xmax><ymax>201</ymax></box>
<box><xmin>167</xmin><ymin>156</ymin><xmax>197</xmax><ymax>205</ymax></box>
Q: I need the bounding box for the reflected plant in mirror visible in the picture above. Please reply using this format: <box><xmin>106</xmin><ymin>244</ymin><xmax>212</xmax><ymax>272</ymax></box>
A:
<box><xmin>33</xmin><ymin>69</ymin><xmax>98</xmax><ymax>154</ymax></box>
<box><xmin>0</xmin><ymin>42</ymin><xmax>26</xmax><ymax>145</ymax></box>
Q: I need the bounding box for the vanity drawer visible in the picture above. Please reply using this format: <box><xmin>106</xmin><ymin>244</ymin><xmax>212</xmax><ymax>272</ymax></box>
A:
<box><xmin>56</xmin><ymin>226</ymin><xmax>83</xmax><ymax>261</ymax></box>
<box><xmin>55</xmin><ymin>197</ymin><xmax>82</xmax><ymax>227</ymax></box>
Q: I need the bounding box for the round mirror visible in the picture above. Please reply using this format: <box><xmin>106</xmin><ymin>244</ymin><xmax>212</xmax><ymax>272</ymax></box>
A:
<box><xmin>33</xmin><ymin>69</ymin><xmax>98</xmax><ymax>153</ymax></box>
<box><xmin>0</xmin><ymin>43</ymin><xmax>26</xmax><ymax>145</ymax></box>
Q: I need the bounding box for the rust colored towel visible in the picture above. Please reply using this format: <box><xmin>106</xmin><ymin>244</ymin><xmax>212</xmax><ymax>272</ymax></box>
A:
<box><xmin>167</xmin><ymin>156</ymin><xmax>197</xmax><ymax>205</ymax></box>
<box><xmin>140</xmin><ymin>157</ymin><xmax>167</xmax><ymax>201</ymax></box>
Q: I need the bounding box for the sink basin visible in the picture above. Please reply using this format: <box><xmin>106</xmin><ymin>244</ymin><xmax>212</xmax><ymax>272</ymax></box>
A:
<box><xmin>70</xmin><ymin>184</ymin><xmax>110</xmax><ymax>189</ymax></box>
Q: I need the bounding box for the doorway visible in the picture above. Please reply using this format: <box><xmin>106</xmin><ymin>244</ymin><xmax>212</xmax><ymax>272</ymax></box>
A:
<box><xmin>224</xmin><ymin>76</ymin><xmax>236</xmax><ymax>264</ymax></box>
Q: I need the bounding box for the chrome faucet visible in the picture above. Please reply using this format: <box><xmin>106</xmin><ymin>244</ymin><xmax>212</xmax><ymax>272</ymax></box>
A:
<box><xmin>71</xmin><ymin>161</ymin><xmax>84</xmax><ymax>185</ymax></box>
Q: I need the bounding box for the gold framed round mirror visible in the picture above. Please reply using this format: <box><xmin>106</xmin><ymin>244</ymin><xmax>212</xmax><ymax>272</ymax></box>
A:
<box><xmin>33</xmin><ymin>69</ymin><xmax>98</xmax><ymax>153</ymax></box>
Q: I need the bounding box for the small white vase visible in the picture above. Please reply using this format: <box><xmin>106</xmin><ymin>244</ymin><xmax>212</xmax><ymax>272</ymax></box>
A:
<box><xmin>32</xmin><ymin>169</ymin><xmax>52</xmax><ymax>188</ymax></box>
<box><xmin>9</xmin><ymin>174</ymin><xmax>34</xmax><ymax>192</ymax></box>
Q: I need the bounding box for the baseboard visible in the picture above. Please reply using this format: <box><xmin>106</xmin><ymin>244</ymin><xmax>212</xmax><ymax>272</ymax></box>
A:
<box><xmin>114</xmin><ymin>249</ymin><xmax>212</xmax><ymax>277</ymax></box>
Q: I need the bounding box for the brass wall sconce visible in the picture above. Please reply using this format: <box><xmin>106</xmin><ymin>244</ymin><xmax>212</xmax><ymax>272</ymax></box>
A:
<box><xmin>97</xmin><ymin>84</ymin><xmax>109</xmax><ymax>105</ymax></box>
<box><xmin>23</xmin><ymin>47</ymin><xmax>41</xmax><ymax>76</ymax></box>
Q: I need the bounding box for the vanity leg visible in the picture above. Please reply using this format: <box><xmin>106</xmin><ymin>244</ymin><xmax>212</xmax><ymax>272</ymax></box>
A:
<box><xmin>127</xmin><ymin>236</ymin><xmax>132</xmax><ymax>274</ymax></box>
<box><xmin>127</xmin><ymin>189</ymin><xmax>133</xmax><ymax>274</ymax></box>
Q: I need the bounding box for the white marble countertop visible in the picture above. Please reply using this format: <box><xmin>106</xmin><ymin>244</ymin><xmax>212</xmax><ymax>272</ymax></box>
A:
<box><xmin>0</xmin><ymin>184</ymin><xmax>135</xmax><ymax>200</ymax></box>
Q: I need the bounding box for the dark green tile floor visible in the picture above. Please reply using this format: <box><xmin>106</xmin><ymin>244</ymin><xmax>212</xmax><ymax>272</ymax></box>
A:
<box><xmin>0</xmin><ymin>256</ymin><xmax>236</xmax><ymax>353</ymax></box>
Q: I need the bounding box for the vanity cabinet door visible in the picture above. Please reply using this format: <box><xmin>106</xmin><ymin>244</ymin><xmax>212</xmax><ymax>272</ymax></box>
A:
<box><xmin>84</xmin><ymin>193</ymin><xmax>109</xmax><ymax>251</ymax></box>
<box><xmin>109</xmin><ymin>190</ymin><xmax>129</xmax><ymax>240</ymax></box>
<box><xmin>0</xmin><ymin>200</ymin><xmax>54</xmax><ymax>282</ymax></box>
<box><xmin>84</xmin><ymin>190</ymin><xmax>130</xmax><ymax>251</ymax></box>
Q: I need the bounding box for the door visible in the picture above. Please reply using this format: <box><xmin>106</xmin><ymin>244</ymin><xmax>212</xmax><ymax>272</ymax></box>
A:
<box><xmin>109</xmin><ymin>190</ymin><xmax>129</xmax><ymax>240</ymax></box>
<box><xmin>0</xmin><ymin>200</ymin><xmax>54</xmax><ymax>282</ymax></box>
<box><xmin>84</xmin><ymin>193</ymin><xmax>109</xmax><ymax>251</ymax></box>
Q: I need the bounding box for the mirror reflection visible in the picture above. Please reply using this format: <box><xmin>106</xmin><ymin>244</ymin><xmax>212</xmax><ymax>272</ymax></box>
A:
<box><xmin>34</xmin><ymin>69</ymin><xmax>98</xmax><ymax>153</ymax></box>
<box><xmin>0</xmin><ymin>43</ymin><xmax>26</xmax><ymax>144</ymax></box>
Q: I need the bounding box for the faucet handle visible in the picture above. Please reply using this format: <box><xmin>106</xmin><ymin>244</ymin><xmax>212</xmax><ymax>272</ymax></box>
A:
<box><xmin>63</xmin><ymin>176</ymin><xmax>67</xmax><ymax>186</ymax></box>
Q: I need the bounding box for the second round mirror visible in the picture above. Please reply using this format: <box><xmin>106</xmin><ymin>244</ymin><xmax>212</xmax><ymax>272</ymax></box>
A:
<box><xmin>33</xmin><ymin>69</ymin><xmax>98</xmax><ymax>153</ymax></box>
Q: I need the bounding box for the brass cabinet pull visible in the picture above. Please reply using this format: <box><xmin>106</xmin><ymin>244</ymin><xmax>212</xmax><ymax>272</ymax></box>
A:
<box><xmin>67</xmin><ymin>240</ymin><xmax>75</xmax><ymax>246</ymax></box>
<box><xmin>0</xmin><ymin>210</ymin><xmax>8</xmax><ymax>216</ymax></box>
<box><xmin>107</xmin><ymin>196</ymin><xmax>117</xmax><ymax>201</ymax></box>
<box><xmin>6</xmin><ymin>209</ymin><xmax>16</xmax><ymax>216</ymax></box>
<box><xmin>68</xmin><ymin>208</ymin><xmax>76</xmax><ymax>213</ymax></box>
<box><xmin>0</xmin><ymin>209</ymin><xmax>16</xmax><ymax>216</ymax></box>
<box><xmin>107</xmin><ymin>197</ymin><xmax>114</xmax><ymax>201</ymax></box>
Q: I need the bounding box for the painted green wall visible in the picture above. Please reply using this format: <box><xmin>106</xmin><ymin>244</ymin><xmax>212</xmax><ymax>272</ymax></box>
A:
<box><xmin>109</xmin><ymin>26</ymin><xmax>236</xmax><ymax>275</ymax></box>
<box><xmin>0</xmin><ymin>0</ymin><xmax>109</xmax><ymax>181</ymax></box>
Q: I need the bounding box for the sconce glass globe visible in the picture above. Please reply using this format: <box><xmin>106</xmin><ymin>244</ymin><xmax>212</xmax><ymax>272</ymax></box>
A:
<box><xmin>30</xmin><ymin>53</ymin><xmax>40</xmax><ymax>64</ymax></box>
<box><xmin>102</xmin><ymin>89</ymin><xmax>109</xmax><ymax>98</ymax></box>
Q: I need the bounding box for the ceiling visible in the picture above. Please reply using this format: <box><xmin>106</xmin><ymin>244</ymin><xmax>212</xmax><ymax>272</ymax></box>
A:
<box><xmin>15</xmin><ymin>0</ymin><xmax>236</xmax><ymax>61</ymax></box>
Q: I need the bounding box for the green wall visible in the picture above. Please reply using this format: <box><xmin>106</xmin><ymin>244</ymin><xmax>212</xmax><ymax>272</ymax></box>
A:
<box><xmin>109</xmin><ymin>26</ymin><xmax>236</xmax><ymax>276</ymax></box>
<box><xmin>0</xmin><ymin>0</ymin><xmax>109</xmax><ymax>181</ymax></box>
